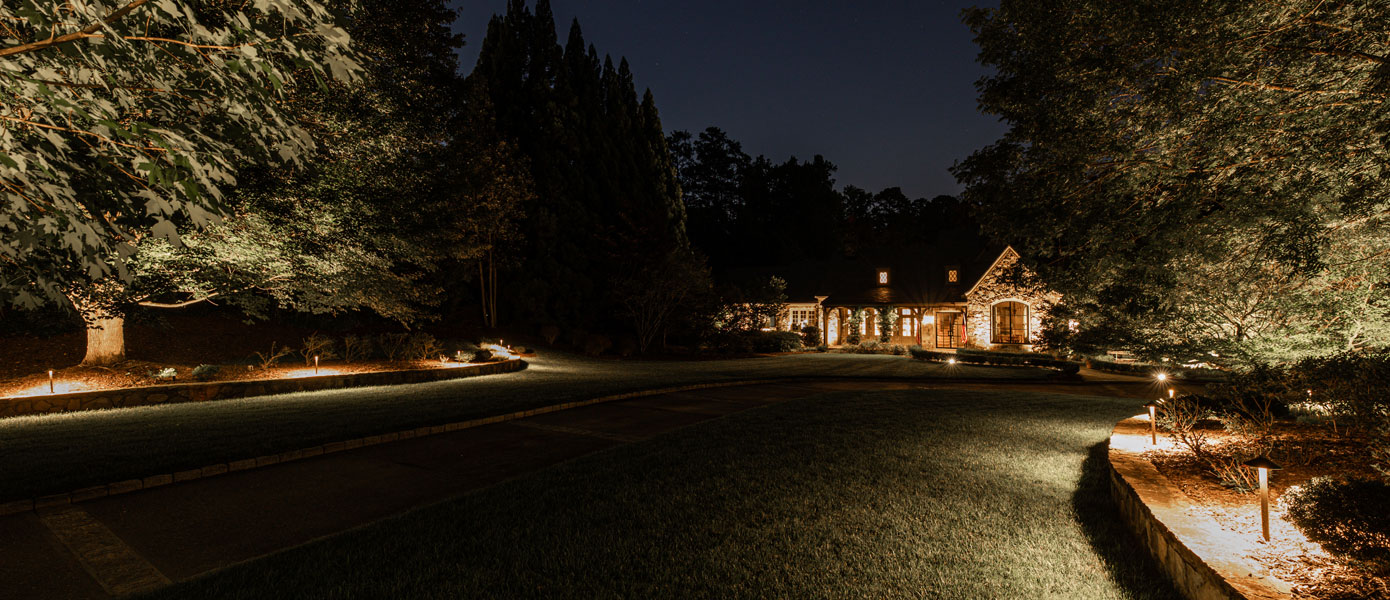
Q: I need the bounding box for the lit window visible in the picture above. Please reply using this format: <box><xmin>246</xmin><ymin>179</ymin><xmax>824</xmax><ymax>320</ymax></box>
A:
<box><xmin>947</xmin><ymin>269</ymin><xmax>958</xmax><ymax>283</ymax></box>
<box><xmin>992</xmin><ymin>301</ymin><xmax>1028</xmax><ymax>344</ymax></box>
<box><xmin>878</xmin><ymin>270</ymin><xmax>889</xmax><ymax>285</ymax></box>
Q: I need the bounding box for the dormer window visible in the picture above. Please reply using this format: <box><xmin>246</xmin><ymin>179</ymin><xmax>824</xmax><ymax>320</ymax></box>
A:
<box><xmin>877</xmin><ymin>269</ymin><xmax>889</xmax><ymax>285</ymax></box>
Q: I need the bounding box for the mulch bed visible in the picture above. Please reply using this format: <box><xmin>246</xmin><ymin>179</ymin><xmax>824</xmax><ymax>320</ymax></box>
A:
<box><xmin>0</xmin><ymin>312</ymin><xmax>501</xmax><ymax>399</ymax></box>
<box><xmin>1145</xmin><ymin>421</ymin><xmax>1388</xmax><ymax>599</ymax></box>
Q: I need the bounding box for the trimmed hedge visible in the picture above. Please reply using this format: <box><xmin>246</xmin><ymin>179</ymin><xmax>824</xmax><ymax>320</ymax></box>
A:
<box><xmin>909</xmin><ymin>347</ymin><xmax>1080</xmax><ymax>375</ymax></box>
<box><xmin>1086</xmin><ymin>358</ymin><xmax>1228</xmax><ymax>382</ymax></box>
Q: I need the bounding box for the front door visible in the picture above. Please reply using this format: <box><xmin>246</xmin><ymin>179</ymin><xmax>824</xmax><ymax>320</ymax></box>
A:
<box><xmin>827</xmin><ymin>310</ymin><xmax>840</xmax><ymax>345</ymax></box>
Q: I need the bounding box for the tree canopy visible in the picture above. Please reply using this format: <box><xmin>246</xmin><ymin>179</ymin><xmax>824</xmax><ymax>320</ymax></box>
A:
<box><xmin>0</xmin><ymin>0</ymin><xmax>359</xmax><ymax>306</ymax></box>
<box><xmin>956</xmin><ymin>0</ymin><xmax>1390</xmax><ymax>364</ymax></box>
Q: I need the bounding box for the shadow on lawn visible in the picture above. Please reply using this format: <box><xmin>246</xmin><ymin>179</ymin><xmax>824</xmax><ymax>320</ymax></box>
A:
<box><xmin>1073</xmin><ymin>441</ymin><xmax>1184</xmax><ymax>600</ymax></box>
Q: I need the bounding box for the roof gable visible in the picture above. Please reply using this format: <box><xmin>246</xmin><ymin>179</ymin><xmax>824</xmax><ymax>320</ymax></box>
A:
<box><xmin>963</xmin><ymin>246</ymin><xmax>1021</xmax><ymax>297</ymax></box>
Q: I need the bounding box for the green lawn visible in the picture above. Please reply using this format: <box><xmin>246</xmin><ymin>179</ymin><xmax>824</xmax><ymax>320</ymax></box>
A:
<box><xmin>0</xmin><ymin>352</ymin><xmax>1052</xmax><ymax>501</ymax></box>
<box><xmin>141</xmin><ymin>388</ymin><xmax>1178</xmax><ymax>599</ymax></box>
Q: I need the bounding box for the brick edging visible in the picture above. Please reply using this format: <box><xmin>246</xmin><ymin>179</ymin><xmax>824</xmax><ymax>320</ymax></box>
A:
<box><xmin>0</xmin><ymin>378</ymin><xmax>792</xmax><ymax>517</ymax></box>
<box><xmin>1107</xmin><ymin>416</ymin><xmax>1291</xmax><ymax>600</ymax></box>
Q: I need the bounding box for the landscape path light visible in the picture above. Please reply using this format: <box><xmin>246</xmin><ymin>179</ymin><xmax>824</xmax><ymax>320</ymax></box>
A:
<box><xmin>1144</xmin><ymin>401</ymin><xmax>1159</xmax><ymax>445</ymax></box>
<box><xmin>314</xmin><ymin>355</ymin><xmax>320</xmax><ymax>375</ymax></box>
<box><xmin>48</xmin><ymin>369</ymin><xmax>54</xmax><ymax>394</ymax></box>
<box><xmin>1243</xmin><ymin>455</ymin><xmax>1282</xmax><ymax>541</ymax></box>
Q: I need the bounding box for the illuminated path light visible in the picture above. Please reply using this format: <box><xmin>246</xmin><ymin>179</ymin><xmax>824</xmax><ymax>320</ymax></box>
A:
<box><xmin>1144</xmin><ymin>400</ymin><xmax>1159</xmax><ymax>445</ymax></box>
<box><xmin>48</xmin><ymin>369</ymin><xmax>54</xmax><ymax>394</ymax></box>
<box><xmin>1243</xmin><ymin>455</ymin><xmax>1282</xmax><ymax>541</ymax></box>
<box><xmin>314</xmin><ymin>355</ymin><xmax>320</xmax><ymax>375</ymax></box>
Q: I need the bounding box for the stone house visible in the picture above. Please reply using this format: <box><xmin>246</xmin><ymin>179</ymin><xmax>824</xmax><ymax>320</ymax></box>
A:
<box><xmin>758</xmin><ymin>246</ymin><xmax>1057</xmax><ymax>351</ymax></box>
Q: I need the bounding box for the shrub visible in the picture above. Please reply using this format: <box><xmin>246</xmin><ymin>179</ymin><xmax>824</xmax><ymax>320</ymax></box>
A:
<box><xmin>378</xmin><ymin>333</ymin><xmax>410</xmax><ymax>362</ymax></box>
<box><xmin>889</xmin><ymin>344</ymin><xmax>907</xmax><ymax>356</ymax></box>
<box><xmin>254</xmin><ymin>342</ymin><xmax>294</xmax><ymax>370</ymax></box>
<box><xmin>583</xmin><ymin>334</ymin><xmax>612</xmax><ymax>356</ymax></box>
<box><xmin>341</xmin><ymin>335</ymin><xmax>372</xmax><ymax>363</ymax></box>
<box><xmin>299</xmin><ymin>333</ymin><xmax>337</xmax><ymax>366</ymax></box>
<box><xmin>615</xmin><ymin>337</ymin><xmax>638</xmax><ymax>357</ymax></box>
<box><xmin>539</xmin><ymin>325</ymin><xmax>560</xmax><ymax>345</ymax></box>
<box><xmin>147</xmin><ymin>367</ymin><xmax>178</xmax><ymax>381</ymax></box>
<box><xmin>567</xmin><ymin>329</ymin><xmax>589</xmax><ymax>348</ymax></box>
<box><xmin>752</xmin><ymin>331</ymin><xmax>802</xmax><ymax>353</ymax></box>
<box><xmin>800</xmin><ymin>325</ymin><xmax>820</xmax><ymax>347</ymax></box>
<box><xmin>1283</xmin><ymin>476</ymin><xmax>1390</xmax><ymax>573</ymax></box>
<box><xmin>1157</xmin><ymin>396</ymin><xmax>1213</xmax><ymax>460</ymax></box>
<box><xmin>472</xmin><ymin>349</ymin><xmax>494</xmax><ymax>362</ymax></box>
<box><xmin>191</xmin><ymin>364</ymin><xmax>221</xmax><ymax>381</ymax></box>
<box><xmin>815</xmin><ymin>344</ymin><xmax>828</xmax><ymax>353</ymax></box>
<box><xmin>404</xmin><ymin>333</ymin><xmax>443</xmax><ymax>361</ymax></box>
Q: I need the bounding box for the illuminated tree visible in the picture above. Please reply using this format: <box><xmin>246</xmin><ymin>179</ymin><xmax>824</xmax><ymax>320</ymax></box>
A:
<box><xmin>956</xmin><ymin>0</ymin><xmax>1390</xmax><ymax>364</ymax></box>
<box><xmin>0</xmin><ymin>0</ymin><xmax>358</xmax><ymax>306</ymax></box>
<box><xmin>38</xmin><ymin>0</ymin><xmax>470</xmax><ymax>365</ymax></box>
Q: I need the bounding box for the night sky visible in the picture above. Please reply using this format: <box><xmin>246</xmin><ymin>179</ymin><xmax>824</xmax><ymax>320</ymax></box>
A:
<box><xmin>450</xmin><ymin>1</ymin><xmax>1004</xmax><ymax>200</ymax></box>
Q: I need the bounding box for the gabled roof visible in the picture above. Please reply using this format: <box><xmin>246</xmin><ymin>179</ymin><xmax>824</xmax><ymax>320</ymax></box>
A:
<box><xmin>724</xmin><ymin>231</ymin><xmax>1007</xmax><ymax>306</ymax></box>
<box><xmin>963</xmin><ymin>245</ymin><xmax>1020</xmax><ymax>297</ymax></box>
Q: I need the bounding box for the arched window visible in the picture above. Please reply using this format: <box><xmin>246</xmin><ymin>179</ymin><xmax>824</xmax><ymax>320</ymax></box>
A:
<box><xmin>992</xmin><ymin>301</ymin><xmax>1028</xmax><ymax>344</ymax></box>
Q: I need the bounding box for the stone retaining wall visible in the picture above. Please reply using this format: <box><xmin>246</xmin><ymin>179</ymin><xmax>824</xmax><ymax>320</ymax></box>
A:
<box><xmin>1108</xmin><ymin>416</ymin><xmax>1291</xmax><ymax>600</ymax></box>
<box><xmin>0</xmin><ymin>359</ymin><xmax>525</xmax><ymax>419</ymax></box>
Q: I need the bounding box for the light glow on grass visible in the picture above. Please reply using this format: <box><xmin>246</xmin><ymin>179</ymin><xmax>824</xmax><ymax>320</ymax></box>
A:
<box><xmin>9</xmin><ymin>381</ymin><xmax>86</xmax><ymax>397</ymax></box>
<box><xmin>284</xmin><ymin>368</ymin><xmax>344</xmax><ymax>379</ymax></box>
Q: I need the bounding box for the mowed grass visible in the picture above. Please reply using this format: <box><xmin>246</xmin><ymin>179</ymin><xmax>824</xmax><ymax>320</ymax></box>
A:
<box><xmin>0</xmin><ymin>353</ymin><xmax>1051</xmax><ymax>500</ymax></box>
<box><xmin>143</xmin><ymin>388</ymin><xmax>1179</xmax><ymax>600</ymax></box>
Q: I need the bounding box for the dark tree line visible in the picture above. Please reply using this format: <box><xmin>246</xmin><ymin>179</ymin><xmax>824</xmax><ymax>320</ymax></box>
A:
<box><xmin>465</xmin><ymin>0</ymin><xmax>690</xmax><ymax>333</ymax></box>
<box><xmin>668</xmin><ymin>127</ymin><xmax>978</xmax><ymax>272</ymax></box>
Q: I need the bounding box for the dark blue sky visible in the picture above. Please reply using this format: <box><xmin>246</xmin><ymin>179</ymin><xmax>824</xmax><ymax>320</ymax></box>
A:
<box><xmin>450</xmin><ymin>1</ymin><xmax>1004</xmax><ymax>200</ymax></box>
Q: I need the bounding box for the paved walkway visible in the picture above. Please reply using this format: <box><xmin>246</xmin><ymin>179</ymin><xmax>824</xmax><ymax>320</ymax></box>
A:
<box><xmin>0</xmin><ymin>376</ymin><xmax>1173</xmax><ymax>599</ymax></box>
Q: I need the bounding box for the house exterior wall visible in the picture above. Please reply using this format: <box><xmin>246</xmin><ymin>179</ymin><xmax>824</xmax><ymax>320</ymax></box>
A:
<box><xmin>963</xmin><ymin>248</ymin><xmax>1060</xmax><ymax>350</ymax></box>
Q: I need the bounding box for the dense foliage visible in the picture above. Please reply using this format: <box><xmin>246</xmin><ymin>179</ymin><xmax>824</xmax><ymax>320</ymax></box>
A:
<box><xmin>0</xmin><ymin>0</ymin><xmax>358</xmax><ymax>306</ymax></box>
<box><xmin>1283</xmin><ymin>476</ymin><xmax>1390</xmax><ymax>573</ymax></box>
<box><xmin>957</xmin><ymin>0</ymin><xmax>1390</xmax><ymax>365</ymax></box>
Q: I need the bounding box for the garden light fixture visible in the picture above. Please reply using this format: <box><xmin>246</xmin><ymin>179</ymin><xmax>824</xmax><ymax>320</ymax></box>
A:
<box><xmin>1243</xmin><ymin>455</ymin><xmax>1282</xmax><ymax>541</ymax></box>
<box><xmin>314</xmin><ymin>355</ymin><xmax>320</xmax><ymax>375</ymax></box>
<box><xmin>48</xmin><ymin>369</ymin><xmax>54</xmax><ymax>394</ymax></box>
<box><xmin>1155</xmin><ymin>372</ymin><xmax>1168</xmax><ymax>383</ymax></box>
<box><xmin>947</xmin><ymin>358</ymin><xmax>957</xmax><ymax>365</ymax></box>
<box><xmin>1144</xmin><ymin>401</ymin><xmax>1159</xmax><ymax>445</ymax></box>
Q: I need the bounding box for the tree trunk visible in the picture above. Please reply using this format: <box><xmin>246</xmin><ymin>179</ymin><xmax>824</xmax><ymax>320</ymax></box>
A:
<box><xmin>82</xmin><ymin>313</ymin><xmax>126</xmax><ymax>366</ymax></box>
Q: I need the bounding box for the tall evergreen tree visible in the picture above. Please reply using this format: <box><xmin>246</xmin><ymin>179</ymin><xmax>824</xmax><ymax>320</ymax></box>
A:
<box><xmin>467</xmin><ymin>1</ymin><xmax>689</xmax><ymax>330</ymax></box>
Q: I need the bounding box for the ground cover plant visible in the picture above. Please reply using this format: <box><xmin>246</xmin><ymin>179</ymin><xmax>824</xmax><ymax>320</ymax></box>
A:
<box><xmin>143</xmin><ymin>388</ymin><xmax>1180</xmax><ymax>600</ymax></box>
<box><xmin>0</xmin><ymin>353</ymin><xmax>1052</xmax><ymax>502</ymax></box>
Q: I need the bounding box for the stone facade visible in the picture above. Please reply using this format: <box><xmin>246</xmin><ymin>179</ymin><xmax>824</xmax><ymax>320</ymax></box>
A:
<box><xmin>964</xmin><ymin>247</ymin><xmax>1060</xmax><ymax>350</ymax></box>
<box><xmin>0</xmin><ymin>360</ymin><xmax>525</xmax><ymax>419</ymax></box>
